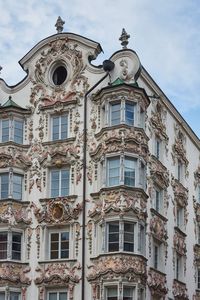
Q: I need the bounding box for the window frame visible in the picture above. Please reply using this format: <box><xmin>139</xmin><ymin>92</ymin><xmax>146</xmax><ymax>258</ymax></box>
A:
<box><xmin>175</xmin><ymin>253</ymin><xmax>184</xmax><ymax>281</ymax></box>
<box><xmin>49</xmin><ymin>230</ymin><xmax>70</xmax><ymax>260</ymax></box>
<box><xmin>50</xmin><ymin>168</ymin><xmax>70</xmax><ymax>198</ymax></box>
<box><xmin>0</xmin><ymin>117</ymin><xmax>24</xmax><ymax>144</ymax></box>
<box><xmin>51</xmin><ymin>114</ymin><xmax>68</xmax><ymax>141</ymax></box>
<box><xmin>105</xmin><ymin>220</ymin><xmax>137</xmax><ymax>253</ymax></box>
<box><xmin>154</xmin><ymin>136</ymin><xmax>162</xmax><ymax>161</ymax></box>
<box><xmin>104</xmin><ymin>284</ymin><xmax>136</xmax><ymax>300</ymax></box>
<box><xmin>176</xmin><ymin>206</ymin><xmax>184</xmax><ymax>230</ymax></box>
<box><xmin>0</xmin><ymin>171</ymin><xmax>23</xmax><ymax>200</ymax></box>
<box><xmin>153</xmin><ymin>186</ymin><xmax>163</xmax><ymax>214</ymax></box>
<box><xmin>109</xmin><ymin>100</ymin><xmax>136</xmax><ymax>127</ymax></box>
<box><xmin>152</xmin><ymin>239</ymin><xmax>163</xmax><ymax>271</ymax></box>
<box><xmin>0</xmin><ymin>231</ymin><xmax>22</xmax><ymax>261</ymax></box>
<box><xmin>47</xmin><ymin>290</ymin><xmax>68</xmax><ymax>300</ymax></box>
<box><xmin>197</xmin><ymin>268</ymin><xmax>200</xmax><ymax>290</ymax></box>
<box><xmin>105</xmin><ymin>154</ymin><xmax>144</xmax><ymax>188</ymax></box>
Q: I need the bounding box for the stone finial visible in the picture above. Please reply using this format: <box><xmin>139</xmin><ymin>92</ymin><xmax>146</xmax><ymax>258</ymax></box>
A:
<box><xmin>119</xmin><ymin>28</ymin><xmax>130</xmax><ymax>49</ymax></box>
<box><xmin>0</xmin><ymin>66</ymin><xmax>2</xmax><ymax>74</ymax></box>
<box><xmin>55</xmin><ymin>16</ymin><xmax>65</xmax><ymax>33</ymax></box>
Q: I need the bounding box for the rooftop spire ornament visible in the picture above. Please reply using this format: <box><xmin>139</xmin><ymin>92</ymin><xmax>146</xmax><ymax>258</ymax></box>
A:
<box><xmin>55</xmin><ymin>16</ymin><xmax>65</xmax><ymax>33</ymax></box>
<box><xmin>119</xmin><ymin>28</ymin><xmax>130</xmax><ymax>49</ymax></box>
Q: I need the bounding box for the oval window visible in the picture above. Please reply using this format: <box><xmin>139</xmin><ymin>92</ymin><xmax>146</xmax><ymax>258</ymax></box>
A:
<box><xmin>52</xmin><ymin>66</ymin><xmax>67</xmax><ymax>85</ymax></box>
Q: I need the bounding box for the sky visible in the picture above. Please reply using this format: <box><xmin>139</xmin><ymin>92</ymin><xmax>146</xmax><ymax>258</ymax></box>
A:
<box><xmin>0</xmin><ymin>0</ymin><xmax>200</xmax><ymax>137</ymax></box>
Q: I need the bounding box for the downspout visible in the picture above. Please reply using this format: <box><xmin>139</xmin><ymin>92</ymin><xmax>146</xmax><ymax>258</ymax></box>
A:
<box><xmin>82</xmin><ymin>60</ymin><xmax>115</xmax><ymax>300</ymax></box>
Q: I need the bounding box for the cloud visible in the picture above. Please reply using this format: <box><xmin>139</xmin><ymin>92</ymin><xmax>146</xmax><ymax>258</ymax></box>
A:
<box><xmin>0</xmin><ymin>0</ymin><xmax>200</xmax><ymax>135</ymax></box>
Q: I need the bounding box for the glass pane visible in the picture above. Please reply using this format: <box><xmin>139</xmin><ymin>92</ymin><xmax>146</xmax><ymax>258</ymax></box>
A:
<box><xmin>14</xmin><ymin>120</ymin><xmax>23</xmax><ymax>144</ymax></box>
<box><xmin>51</xmin><ymin>233</ymin><xmax>59</xmax><ymax>241</ymax></box>
<box><xmin>124</xmin><ymin>158</ymin><xmax>135</xmax><ymax>186</ymax></box>
<box><xmin>49</xmin><ymin>293</ymin><xmax>57</xmax><ymax>300</ymax></box>
<box><xmin>52</xmin><ymin>117</ymin><xmax>60</xmax><ymax>140</ymax></box>
<box><xmin>108</xmin><ymin>157</ymin><xmax>120</xmax><ymax>186</ymax></box>
<box><xmin>111</xmin><ymin>103</ymin><xmax>121</xmax><ymax>125</ymax></box>
<box><xmin>10</xmin><ymin>292</ymin><xmax>20</xmax><ymax>300</ymax></box>
<box><xmin>12</xmin><ymin>232</ymin><xmax>21</xmax><ymax>260</ymax></box>
<box><xmin>107</xmin><ymin>287</ymin><xmax>118</xmax><ymax>300</ymax></box>
<box><xmin>61</xmin><ymin>115</ymin><xmax>68</xmax><ymax>139</ymax></box>
<box><xmin>61</xmin><ymin>170</ymin><xmax>69</xmax><ymax>196</ymax></box>
<box><xmin>0</xmin><ymin>292</ymin><xmax>5</xmax><ymax>300</ymax></box>
<box><xmin>0</xmin><ymin>232</ymin><xmax>7</xmax><ymax>259</ymax></box>
<box><xmin>108</xmin><ymin>223</ymin><xmax>119</xmax><ymax>252</ymax></box>
<box><xmin>1</xmin><ymin>174</ymin><xmax>9</xmax><ymax>199</ymax></box>
<box><xmin>13</xmin><ymin>174</ymin><xmax>22</xmax><ymax>200</ymax></box>
<box><xmin>51</xmin><ymin>170</ymin><xmax>60</xmax><ymax>197</ymax></box>
<box><xmin>125</xmin><ymin>103</ymin><xmax>134</xmax><ymax>126</ymax></box>
<box><xmin>50</xmin><ymin>233</ymin><xmax>59</xmax><ymax>259</ymax></box>
<box><xmin>2</xmin><ymin>119</ymin><xmax>9</xmax><ymax>142</ymax></box>
<box><xmin>59</xmin><ymin>293</ymin><xmax>67</xmax><ymax>300</ymax></box>
<box><xmin>123</xmin><ymin>287</ymin><xmax>133</xmax><ymax>300</ymax></box>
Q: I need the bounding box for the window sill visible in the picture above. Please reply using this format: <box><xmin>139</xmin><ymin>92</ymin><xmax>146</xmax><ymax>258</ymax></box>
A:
<box><xmin>38</xmin><ymin>258</ymin><xmax>77</xmax><ymax>264</ymax></box>
<box><xmin>174</xmin><ymin>226</ymin><xmax>187</xmax><ymax>237</ymax></box>
<box><xmin>39</xmin><ymin>195</ymin><xmax>77</xmax><ymax>203</ymax></box>
<box><xmin>0</xmin><ymin>141</ymin><xmax>29</xmax><ymax>148</ymax></box>
<box><xmin>42</xmin><ymin>137</ymin><xmax>76</xmax><ymax>146</ymax></box>
<box><xmin>150</xmin><ymin>208</ymin><xmax>168</xmax><ymax>222</ymax></box>
<box><xmin>0</xmin><ymin>260</ymin><xmax>29</xmax><ymax>265</ymax></box>
<box><xmin>91</xmin><ymin>251</ymin><xmax>147</xmax><ymax>261</ymax></box>
<box><xmin>0</xmin><ymin>198</ymin><xmax>29</xmax><ymax>204</ymax></box>
<box><xmin>95</xmin><ymin>124</ymin><xmax>148</xmax><ymax>139</ymax></box>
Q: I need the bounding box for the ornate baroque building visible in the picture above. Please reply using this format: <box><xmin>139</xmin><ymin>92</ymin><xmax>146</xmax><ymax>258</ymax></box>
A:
<box><xmin>0</xmin><ymin>17</ymin><xmax>200</xmax><ymax>300</ymax></box>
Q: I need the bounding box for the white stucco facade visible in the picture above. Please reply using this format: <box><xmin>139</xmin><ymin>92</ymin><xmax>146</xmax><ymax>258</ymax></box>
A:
<box><xmin>0</xmin><ymin>24</ymin><xmax>200</xmax><ymax>300</ymax></box>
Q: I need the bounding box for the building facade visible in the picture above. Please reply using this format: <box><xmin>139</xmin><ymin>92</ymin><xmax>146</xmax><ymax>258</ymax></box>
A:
<box><xmin>0</xmin><ymin>18</ymin><xmax>200</xmax><ymax>300</ymax></box>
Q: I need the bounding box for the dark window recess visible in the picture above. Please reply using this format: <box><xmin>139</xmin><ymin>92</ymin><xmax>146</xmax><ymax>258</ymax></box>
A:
<box><xmin>53</xmin><ymin>66</ymin><xmax>67</xmax><ymax>85</ymax></box>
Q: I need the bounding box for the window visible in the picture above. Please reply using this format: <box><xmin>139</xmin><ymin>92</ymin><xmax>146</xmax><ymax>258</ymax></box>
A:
<box><xmin>153</xmin><ymin>241</ymin><xmax>162</xmax><ymax>271</ymax></box>
<box><xmin>0</xmin><ymin>172</ymin><xmax>23</xmax><ymax>200</ymax></box>
<box><xmin>107</xmin><ymin>221</ymin><xmax>135</xmax><ymax>253</ymax></box>
<box><xmin>0</xmin><ymin>232</ymin><xmax>22</xmax><ymax>260</ymax></box>
<box><xmin>50</xmin><ymin>231</ymin><xmax>69</xmax><ymax>259</ymax></box>
<box><xmin>48</xmin><ymin>291</ymin><xmax>67</xmax><ymax>300</ymax></box>
<box><xmin>52</xmin><ymin>115</ymin><xmax>68</xmax><ymax>141</ymax></box>
<box><xmin>177</xmin><ymin>160</ymin><xmax>183</xmax><ymax>182</ymax></box>
<box><xmin>0</xmin><ymin>118</ymin><xmax>23</xmax><ymax>144</ymax></box>
<box><xmin>155</xmin><ymin>137</ymin><xmax>161</xmax><ymax>160</ymax></box>
<box><xmin>110</xmin><ymin>102</ymin><xmax>135</xmax><ymax>126</ymax></box>
<box><xmin>105</xmin><ymin>286</ymin><xmax>135</xmax><ymax>300</ymax></box>
<box><xmin>198</xmin><ymin>225</ymin><xmax>200</xmax><ymax>244</ymax></box>
<box><xmin>198</xmin><ymin>268</ymin><xmax>200</xmax><ymax>289</ymax></box>
<box><xmin>154</xmin><ymin>187</ymin><xmax>163</xmax><ymax>213</ymax></box>
<box><xmin>198</xmin><ymin>185</ymin><xmax>200</xmax><ymax>203</ymax></box>
<box><xmin>52</xmin><ymin>66</ymin><xmax>67</xmax><ymax>86</ymax></box>
<box><xmin>176</xmin><ymin>206</ymin><xmax>184</xmax><ymax>229</ymax></box>
<box><xmin>107</xmin><ymin>156</ymin><xmax>137</xmax><ymax>187</ymax></box>
<box><xmin>51</xmin><ymin>169</ymin><xmax>69</xmax><ymax>197</ymax></box>
<box><xmin>0</xmin><ymin>291</ymin><xmax>21</xmax><ymax>300</ymax></box>
<box><xmin>175</xmin><ymin>254</ymin><xmax>183</xmax><ymax>281</ymax></box>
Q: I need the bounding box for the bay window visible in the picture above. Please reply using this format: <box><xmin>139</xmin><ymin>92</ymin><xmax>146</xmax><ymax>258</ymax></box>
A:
<box><xmin>106</xmin><ymin>155</ymin><xmax>145</xmax><ymax>188</ymax></box>
<box><xmin>50</xmin><ymin>168</ymin><xmax>70</xmax><ymax>197</ymax></box>
<box><xmin>0</xmin><ymin>172</ymin><xmax>23</xmax><ymax>200</ymax></box>
<box><xmin>0</xmin><ymin>118</ymin><xmax>23</xmax><ymax>144</ymax></box>
<box><xmin>0</xmin><ymin>231</ymin><xmax>22</xmax><ymax>261</ymax></box>
<box><xmin>52</xmin><ymin>115</ymin><xmax>68</xmax><ymax>141</ymax></box>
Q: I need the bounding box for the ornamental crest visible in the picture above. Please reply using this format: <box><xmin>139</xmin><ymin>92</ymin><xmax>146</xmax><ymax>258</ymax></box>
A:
<box><xmin>31</xmin><ymin>197</ymin><xmax>82</xmax><ymax>224</ymax></box>
<box><xmin>149</xmin><ymin>156</ymin><xmax>169</xmax><ymax>188</ymax></box>
<box><xmin>173</xmin><ymin>230</ymin><xmax>187</xmax><ymax>256</ymax></box>
<box><xmin>149</xmin><ymin>215</ymin><xmax>168</xmax><ymax>242</ymax></box>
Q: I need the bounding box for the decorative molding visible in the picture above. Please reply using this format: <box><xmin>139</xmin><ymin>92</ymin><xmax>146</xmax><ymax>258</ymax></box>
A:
<box><xmin>35</xmin><ymin>262</ymin><xmax>81</xmax><ymax>285</ymax></box>
<box><xmin>90</xmin><ymin>126</ymin><xmax>149</xmax><ymax>162</ymax></box>
<box><xmin>149</xmin><ymin>215</ymin><xmax>168</xmax><ymax>242</ymax></box>
<box><xmin>88</xmin><ymin>254</ymin><xmax>146</xmax><ymax>283</ymax></box>
<box><xmin>149</xmin><ymin>155</ymin><xmax>169</xmax><ymax>189</ymax></box>
<box><xmin>173</xmin><ymin>230</ymin><xmax>187</xmax><ymax>256</ymax></box>
<box><xmin>31</xmin><ymin>197</ymin><xmax>82</xmax><ymax>224</ymax></box>
<box><xmin>89</xmin><ymin>187</ymin><xmax>147</xmax><ymax>222</ymax></box>
<box><xmin>0</xmin><ymin>263</ymin><xmax>31</xmax><ymax>286</ymax></box>
<box><xmin>147</xmin><ymin>268</ymin><xmax>168</xmax><ymax>296</ymax></box>
<box><xmin>172</xmin><ymin>279</ymin><xmax>189</xmax><ymax>300</ymax></box>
